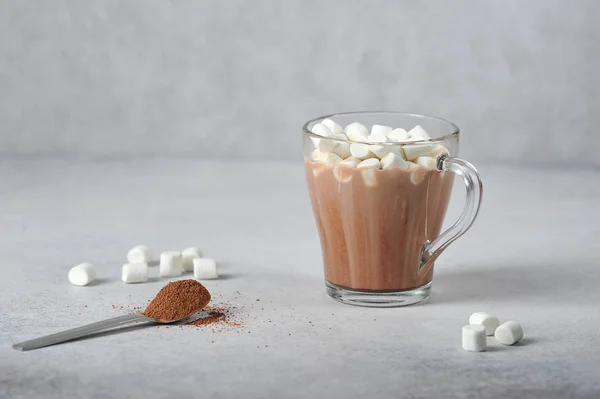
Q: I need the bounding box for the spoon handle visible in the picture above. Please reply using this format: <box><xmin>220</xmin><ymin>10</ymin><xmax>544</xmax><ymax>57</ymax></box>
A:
<box><xmin>12</xmin><ymin>314</ymin><xmax>154</xmax><ymax>351</ymax></box>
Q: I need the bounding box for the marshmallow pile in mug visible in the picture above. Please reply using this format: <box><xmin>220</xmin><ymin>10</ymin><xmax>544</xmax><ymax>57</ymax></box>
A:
<box><xmin>309</xmin><ymin>119</ymin><xmax>449</xmax><ymax>181</ymax></box>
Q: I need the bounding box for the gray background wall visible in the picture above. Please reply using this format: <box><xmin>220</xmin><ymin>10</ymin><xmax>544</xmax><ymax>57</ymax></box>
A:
<box><xmin>1</xmin><ymin>0</ymin><xmax>598</xmax><ymax>166</ymax></box>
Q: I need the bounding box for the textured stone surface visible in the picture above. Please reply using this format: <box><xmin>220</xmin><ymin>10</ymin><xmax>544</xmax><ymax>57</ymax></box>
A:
<box><xmin>1</xmin><ymin>159</ymin><xmax>600</xmax><ymax>398</ymax></box>
<box><xmin>1</xmin><ymin>1</ymin><xmax>599</xmax><ymax>165</ymax></box>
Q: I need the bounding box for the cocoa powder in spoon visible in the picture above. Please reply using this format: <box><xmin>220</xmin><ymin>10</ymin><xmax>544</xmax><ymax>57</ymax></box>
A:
<box><xmin>142</xmin><ymin>279</ymin><xmax>211</xmax><ymax>321</ymax></box>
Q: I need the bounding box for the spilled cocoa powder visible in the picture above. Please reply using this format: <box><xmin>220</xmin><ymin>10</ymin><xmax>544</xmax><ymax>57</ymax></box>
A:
<box><xmin>142</xmin><ymin>279</ymin><xmax>211</xmax><ymax>321</ymax></box>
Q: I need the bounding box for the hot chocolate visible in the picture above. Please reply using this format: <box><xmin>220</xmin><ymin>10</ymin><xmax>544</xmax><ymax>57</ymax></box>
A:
<box><xmin>305</xmin><ymin>161</ymin><xmax>453</xmax><ymax>291</ymax></box>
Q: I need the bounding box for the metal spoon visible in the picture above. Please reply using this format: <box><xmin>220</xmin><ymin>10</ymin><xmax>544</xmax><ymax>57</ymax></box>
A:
<box><xmin>12</xmin><ymin>310</ymin><xmax>200</xmax><ymax>351</ymax></box>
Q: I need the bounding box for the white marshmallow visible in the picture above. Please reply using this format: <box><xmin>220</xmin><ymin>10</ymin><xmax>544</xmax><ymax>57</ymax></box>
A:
<box><xmin>193</xmin><ymin>258</ymin><xmax>218</xmax><ymax>280</ymax></box>
<box><xmin>371</xmin><ymin>124</ymin><xmax>393</xmax><ymax>137</ymax></box>
<box><xmin>311</xmin><ymin>123</ymin><xmax>337</xmax><ymax>153</ymax></box>
<box><xmin>121</xmin><ymin>262</ymin><xmax>149</xmax><ymax>284</ymax></box>
<box><xmin>462</xmin><ymin>325</ymin><xmax>487</xmax><ymax>352</ymax></box>
<box><xmin>495</xmin><ymin>321</ymin><xmax>524</xmax><ymax>345</ymax></box>
<box><xmin>345</xmin><ymin>122</ymin><xmax>369</xmax><ymax>142</ymax></box>
<box><xmin>160</xmin><ymin>251</ymin><xmax>183</xmax><ymax>277</ymax></box>
<box><xmin>339</xmin><ymin>156</ymin><xmax>361</xmax><ymax>167</ymax></box>
<box><xmin>357</xmin><ymin>158</ymin><xmax>381</xmax><ymax>169</ymax></box>
<box><xmin>380</xmin><ymin>152</ymin><xmax>409</xmax><ymax>170</ymax></box>
<box><xmin>350</xmin><ymin>143</ymin><xmax>374</xmax><ymax>160</ymax></box>
<box><xmin>367</xmin><ymin>135</ymin><xmax>403</xmax><ymax>159</ymax></box>
<box><xmin>334</xmin><ymin>158</ymin><xmax>359</xmax><ymax>183</ymax></box>
<box><xmin>388</xmin><ymin>128</ymin><xmax>408</xmax><ymax>142</ymax></box>
<box><xmin>321</xmin><ymin>118</ymin><xmax>344</xmax><ymax>135</ymax></box>
<box><xmin>311</xmin><ymin>122</ymin><xmax>334</xmax><ymax>138</ymax></box>
<box><xmin>311</xmin><ymin>149</ymin><xmax>326</xmax><ymax>162</ymax></box>
<box><xmin>429</xmin><ymin>145</ymin><xmax>450</xmax><ymax>159</ymax></box>
<box><xmin>322</xmin><ymin>152</ymin><xmax>343</xmax><ymax>167</ymax></box>
<box><xmin>333</xmin><ymin>134</ymin><xmax>351</xmax><ymax>158</ymax></box>
<box><xmin>407</xmin><ymin>125</ymin><xmax>431</xmax><ymax>141</ymax></box>
<box><xmin>68</xmin><ymin>263</ymin><xmax>96</xmax><ymax>286</ymax></box>
<box><xmin>182</xmin><ymin>247</ymin><xmax>203</xmax><ymax>272</ymax></box>
<box><xmin>127</xmin><ymin>245</ymin><xmax>152</xmax><ymax>264</ymax></box>
<box><xmin>469</xmin><ymin>312</ymin><xmax>500</xmax><ymax>336</ymax></box>
<box><xmin>402</xmin><ymin>143</ymin><xmax>438</xmax><ymax>161</ymax></box>
<box><xmin>409</xmin><ymin>164</ymin><xmax>426</xmax><ymax>185</ymax></box>
<box><xmin>415</xmin><ymin>156</ymin><xmax>438</xmax><ymax>170</ymax></box>
<box><xmin>357</xmin><ymin>158</ymin><xmax>380</xmax><ymax>188</ymax></box>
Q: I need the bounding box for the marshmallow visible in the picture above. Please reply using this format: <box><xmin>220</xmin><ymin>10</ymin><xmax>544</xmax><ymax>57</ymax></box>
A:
<box><xmin>371</xmin><ymin>124</ymin><xmax>393</xmax><ymax>138</ymax></box>
<box><xmin>409</xmin><ymin>163</ymin><xmax>426</xmax><ymax>185</ymax></box>
<box><xmin>388</xmin><ymin>128</ymin><xmax>408</xmax><ymax>142</ymax></box>
<box><xmin>311</xmin><ymin>149</ymin><xmax>327</xmax><ymax>162</ymax></box>
<box><xmin>322</xmin><ymin>152</ymin><xmax>343</xmax><ymax>167</ymax></box>
<box><xmin>495</xmin><ymin>321</ymin><xmax>524</xmax><ymax>345</ymax></box>
<box><xmin>182</xmin><ymin>247</ymin><xmax>203</xmax><ymax>272</ymax></box>
<box><xmin>333</xmin><ymin>134</ymin><xmax>351</xmax><ymax>158</ymax></box>
<box><xmin>415</xmin><ymin>156</ymin><xmax>438</xmax><ymax>170</ymax></box>
<box><xmin>462</xmin><ymin>325</ymin><xmax>487</xmax><ymax>352</ymax></box>
<box><xmin>407</xmin><ymin>125</ymin><xmax>431</xmax><ymax>141</ymax></box>
<box><xmin>350</xmin><ymin>143</ymin><xmax>374</xmax><ymax>160</ymax></box>
<box><xmin>339</xmin><ymin>156</ymin><xmax>361</xmax><ymax>167</ymax></box>
<box><xmin>429</xmin><ymin>145</ymin><xmax>450</xmax><ymax>159</ymax></box>
<box><xmin>380</xmin><ymin>152</ymin><xmax>409</xmax><ymax>170</ymax></box>
<box><xmin>357</xmin><ymin>158</ymin><xmax>380</xmax><ymax>188</ymax></box>
<box><xmin>193</xmin><ymin>258</ymin><xmax>218</xmax><ymax>280</ymax></box>
<box><xmin>368</xmin><ymin>135</ymin><xmax>403</xmax><ymax>159</ymax></box>
<box><xmin>68</xmin><ymin>263</ymin><xmax>96</xmax><ymax>286</ymax></box>
<box><xmin>334</xmin><ymin>158</ymin><xmax>360</xmax><ymax>183</ymax></box>
<box><xmin>160</xmin><ymin>251</ymin><xmax>183</xmax><ymax>277</ymax></box>
<box><xmin>127</xmin><ymin>245</ymin><xmax>152</xmax><ymax>264</ymax></box>
<box><xmin>322</xmin><ymin>118</ymin><xmax>344</xmax><ymax>135</ymax></box>
<box><xmin>311</xmin><ymin>123</ymin><xmax>337</xmax><ymax>153</ymax></box>
<box><xmin>122</xmin><ymin>262</ymin><xmax>149</xmax><ymax>284</ymax></box>
<box><xmin>469</xmin><ymin>312</ymin><xmax>500</xmax><ymax>336</ymax></box>
<box><xmin>402</xmin><ymin>143</ymin><xmax>438</xmax><ymax>161</ymax></box>
<box><xmin>345</xmin><ymin>122</ymin><xmax>369</xmax><ymax>142</ymax></box>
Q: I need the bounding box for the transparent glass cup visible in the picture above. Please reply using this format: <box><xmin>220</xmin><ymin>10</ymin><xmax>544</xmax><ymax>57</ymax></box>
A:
<box><xmin>303</xmin><ymin>112</ymin><xmax>483</xmax><ymax>307</ymax></box>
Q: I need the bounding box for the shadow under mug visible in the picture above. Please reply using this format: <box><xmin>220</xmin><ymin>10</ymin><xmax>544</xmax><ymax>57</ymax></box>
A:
<box><xmin>303</xmin><ymin>112</ymin><xmax>483</xmax><ymax>307</ymax></box>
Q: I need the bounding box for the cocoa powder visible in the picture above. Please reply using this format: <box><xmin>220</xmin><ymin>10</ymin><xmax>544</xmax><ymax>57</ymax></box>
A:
<box><xmin>142</xmin><ymin>279</ymin><xmax>211</xmax><ymax>321</ymax></box>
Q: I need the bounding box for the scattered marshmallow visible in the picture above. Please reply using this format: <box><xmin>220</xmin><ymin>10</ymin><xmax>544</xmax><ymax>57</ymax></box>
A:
<box><xmin>345</xmin><ymin>122</ymin><xmax>369</xmax><ymax>142</ymax></box>
<box><xmin>380</xmin><ymin>152</ymin><xmax>409</xmax><ymax>170</ymax></box>
<box><xmin>160</xmin><ymin>251</ymin><xmax>183</xmax><ymax>277</ymax></box>
<box><xmin>495</xmin><ymin>321</ymin><xmax>524</xmax><ymax>345</ymax></box>
<box><xmin>357</xmin><ymin>158</ymin><xmax>380</xmax><ymax>187</ymax></box>
<box><xmin>407</xmin><ymin>125</ymin><xmax>431</xmax><ymax>141</ymax></box>
<box><xmin>462</xmin><ymin>325</ymin><xmax>487</xmax><ymax>352</ymax></box>
<box><xmin>311</xmin><ymin>123</ymin><xmax>337</xmax><ymax>153</ymax></box>
<box><xmin>371</xmin><ymin>124</ymin><xmax>393</xmax><ymax>138</ymax></box>
<box><xmin>415</xmin><ymin>156</ymin><xmax>438</xmax><ymax>170</ymax></box>
<box><xmin>68</xmin><ymin>263</ymin><xmax>96</xmax><ymax>286</ymax></box>
<box><xmin>322</xmin><ymin>118</ymin><xmax>344</xmax><ymax>135</ymax></box>
<box><xmin>193</xmin><ymin>258</ymin><xmax>219</xmax><ymax>280</ymax></box>
<box><xmin>350</xmin><ymin>143</ymin><xmax>374</xmax><ymax>160</ymax></box>
<box><xmin>182</xmin><ymin>247</ymin><xmax>203</xmax><ymax>272</ymax></box>
<box><xmin>127</xmin><ymin>245</ymin><xmax>152</xmax><ymax>264</ymax></box>
<box><xmin>469</xmin><ymin>312</ymin><xmax>500</xmax><ymax>336</ymax></box>
<box><xmin>409</xmin><ymin>163</ymin><xmax>426</xmax><ymax>185</ymax></box>
<box><xmin>388</xmin><ymin>128</ymin><xmax>408</xmax><ymax>142</ymax></box>
<box><xmin>122</xmin><ymin>262</ymin><xmax>149</xmax><ymax>284</ymax></box>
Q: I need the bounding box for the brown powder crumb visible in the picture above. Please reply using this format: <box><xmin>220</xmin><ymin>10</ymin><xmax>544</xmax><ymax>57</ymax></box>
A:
<box><xmin>185</xmin><ymin>304</ymin><xmax>243</xmax><ymax>331</ymax></box>
<box><xmin>142</xmin><ymin>280</ymin><xmax>211</xmax><ymax>321</ymax></box>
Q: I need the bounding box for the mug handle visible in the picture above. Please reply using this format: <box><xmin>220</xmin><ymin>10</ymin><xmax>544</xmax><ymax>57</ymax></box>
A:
<box><xmin>419</xmin><ymin>153</ymin><xmax>483</xmax><ymax>274</ymax></box>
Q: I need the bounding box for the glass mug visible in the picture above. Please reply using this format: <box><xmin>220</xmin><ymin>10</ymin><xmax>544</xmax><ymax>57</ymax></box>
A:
<box><xmin>303</xmin><ymin>112</ymin><xmax>482</xmax><ymax>307</ymax></box>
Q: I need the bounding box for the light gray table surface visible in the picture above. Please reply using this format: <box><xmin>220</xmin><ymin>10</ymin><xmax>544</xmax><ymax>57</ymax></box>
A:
<box><xmin>1</xmin><ymin>159</ymin><xmax>599</xmax><ymax>399</ymax></box>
